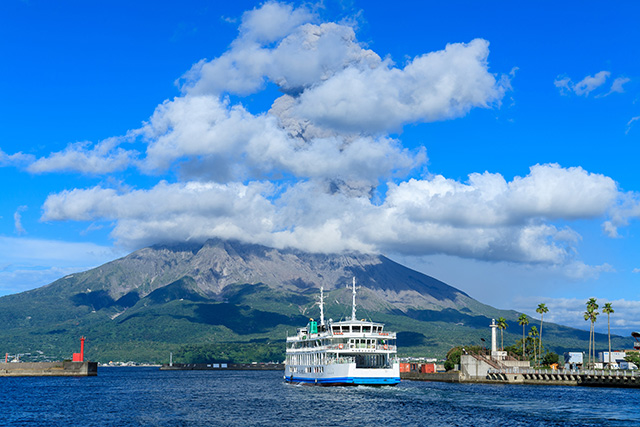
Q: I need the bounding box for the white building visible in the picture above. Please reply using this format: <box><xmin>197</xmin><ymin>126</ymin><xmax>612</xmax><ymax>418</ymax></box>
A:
<box><xmin>564</xmin><ymin>352</ymin><xmax>583</xmax><ymax>365</ymax></box>
<box><xmin>598</xmin><ymin>351</ymin><xmax>626</xmax><ymax>364</ymax></box>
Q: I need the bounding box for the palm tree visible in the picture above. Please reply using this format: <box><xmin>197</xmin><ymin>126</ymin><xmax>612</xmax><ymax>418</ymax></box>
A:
<box><xmin>528</xmin><ymin>326</ymin><xmax>539</xmax><ymax>363</ymax></box>
<box><xmin>536</xmin><ymin>303</ymin><xmax>548</xmax><ymax>366</ymax></box>
<box><xmin>584</xmin><ymin>310</ymin><xmax>592</xmax><ymax>366</ymax></box>
<box><xmin>585</xmin><ymin>298</ymin><xmax>599</xmax><ymax>367</ymax></box>
<box><xmin>603</xmin><ymin>302</ymin><xmax>614</xmax><ymax>367</ymax></box>
<box><xmin>497</xmin><ymin>317</ymin><xmax>507</xmax><ymax>351</ymax></box>
<box><xmin>518</xmin><ymin>314</ymin><xmax>529</xmax><ymax>358</ymax></box>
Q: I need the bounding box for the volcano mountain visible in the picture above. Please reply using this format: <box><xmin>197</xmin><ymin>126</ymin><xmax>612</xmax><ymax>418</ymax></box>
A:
<box><xmin>0</xmin><ymin>239</ymin><xmax>620</xmax><ymax>363</ymax></box>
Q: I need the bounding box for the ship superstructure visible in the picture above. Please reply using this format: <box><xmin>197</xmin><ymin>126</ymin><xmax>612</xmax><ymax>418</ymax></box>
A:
<box><xmin>284</xmin><ymin>278</ymin><xmax>400</xmax><ymax>386</ymax></box>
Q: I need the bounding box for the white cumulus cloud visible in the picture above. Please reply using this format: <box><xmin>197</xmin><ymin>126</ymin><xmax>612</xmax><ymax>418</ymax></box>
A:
<box><xmin>41</xmin><ymin>163</ymin><xmax>625</xmax><ymax>265</ymax></box>
<box><xmin>137</xmin><ymin>94</ymin><xmax>424</xmax><ymax>183</ymax></box>
<box><xmin>26</xmin><ymin>137</ymin><xmax>137</xmax><ymax>175</ymax></box>
<box><xmin>384</xmin><ymin>164</ymin><xmax>617</xmax><ymax>227</ymax></box>
<box><xmin>602</xmin><ymin>191</ymin><xmax>640</xmax><ymax>238</ymax></box>
<box><xmin>180</xmin><ymin>8</ymin><xmax>377</xmax><ymax>96</ymax></box>
<box><xmin>291</xmin><ymin>38</ymin><xmax>508</xmax><ymax>133</ymax></box>
<box><xmin>238</xmin><ymin>1</ymin><xmax>315</xmax><ymax>44</ymax></box>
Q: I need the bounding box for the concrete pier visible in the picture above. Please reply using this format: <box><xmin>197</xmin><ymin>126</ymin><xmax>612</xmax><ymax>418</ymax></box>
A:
<box><xmin>402</xmin><ymin>354</ymin><xmax>640</xmax><ymax>389</ymax></box>
<box><xmin>0</xmin><ymin>361</ymin><xmax>98</xmax><ymax>377</ymax></box>
<box><xmin>485</xmin><ymin>368</ymin><xmax>640</xmax><ymax>388</ymax></box>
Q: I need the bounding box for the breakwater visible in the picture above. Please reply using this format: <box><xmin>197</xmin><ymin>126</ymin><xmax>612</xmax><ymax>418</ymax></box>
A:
<box><xmin>160</xmin><ymin>362</ymin><xmax>284</xmax><ymax>371</ymax></box>
<box><xmin>402</xmin><ymin>369</ymin><xmax>640</xmax><ymax>388</ymax></box>
<box><xmin>486</xmin><ymin>368</ymin><xmax>640</xmax><ymax>388</ymax></box>
<box><xmin>0</xmin><ymin>361</ymin><xmax>97</xmax><ymax>377</ymax></box>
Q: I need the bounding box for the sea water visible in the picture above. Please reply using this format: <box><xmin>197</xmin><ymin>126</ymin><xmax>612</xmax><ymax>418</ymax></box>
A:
<box><xmin>1</xmin><ymin>367</ymin><xmax>639</xmax><ymax>426</ymax></box>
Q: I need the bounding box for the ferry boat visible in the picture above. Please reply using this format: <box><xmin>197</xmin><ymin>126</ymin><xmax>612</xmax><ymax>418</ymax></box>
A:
<box><xmin>284</xmin><ymin>278</ymin><xmax>400</xmax><ymax>386</ymax></box>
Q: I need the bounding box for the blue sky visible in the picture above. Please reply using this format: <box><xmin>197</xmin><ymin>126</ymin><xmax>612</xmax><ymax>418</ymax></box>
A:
<box><xmin>1</xmin><ymin>0</ymin><xmax>639</xmax><ymax>337</ymax></box>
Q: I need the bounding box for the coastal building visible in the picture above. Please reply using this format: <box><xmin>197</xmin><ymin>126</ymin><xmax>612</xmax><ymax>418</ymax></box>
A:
<box><xmin>598</xmin><ymin>351</ymin><xmax>626</xmax><ymax>366</ymax></box>
<box><xmin>458</xmin><ymin>319</ymin><xmax>530</xmax><ymax>380</ymax></box>
<box><xmin>564</xmin><ymin>352</ymin><xmax>584</xmax><ymax>368</ymax></box>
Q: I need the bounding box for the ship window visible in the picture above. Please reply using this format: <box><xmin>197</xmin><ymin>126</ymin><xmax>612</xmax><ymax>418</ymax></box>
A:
<box><xmin>363</xmin><ymin>325</ymin><xmax>371</xmax><ymax>333</ymax></box>
<box><xmin>353</xmin><ymin>326</ymin><xmax>361</xmax><ymax>333</ymax></box>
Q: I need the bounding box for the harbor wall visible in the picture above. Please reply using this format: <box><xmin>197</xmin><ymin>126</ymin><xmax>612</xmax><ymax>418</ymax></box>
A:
<box><xmin>401</xmin><ymin>371</ymin><xmax>461</xmax><ymax>382</ymax></box>
<box><xmin>460</xmin><ymin>354</ymin><xmax>491</xmax><ymax>378</ymax></box>
<box><xmin>160</xmin><ymin>362</ymin><xmax>284</xmax><ymax>371</ymax></box>
<box><xmin>403</xmin><ymin>369</ymin><xmax>640</xmax><ymax>388</ymax></box>
<box><xmin>0</xmin><ymin>361</ymin><xmax>98</xmax><ymax>377</ymax></box>
<box><xmin>486</xmin><ymin>370</ymin><xmax>640</xmax><ymax>388</ymax></box>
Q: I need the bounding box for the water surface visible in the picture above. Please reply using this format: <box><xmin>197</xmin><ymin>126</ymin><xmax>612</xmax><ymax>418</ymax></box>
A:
<box><xmin>1</xmin><ymin>367</ymin><xmax>638</xmax><ymax>426</ymax></box>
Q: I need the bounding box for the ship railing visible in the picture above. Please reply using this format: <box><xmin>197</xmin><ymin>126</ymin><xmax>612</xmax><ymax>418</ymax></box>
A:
<box><xmin>330</xmin><ymin>332</ymin><xmax>397</xmax><ymax>338</ymax></box>
<box><xmin>376</xmin><ymin>345</ymin><xmax>396</xmax><ymax>351</ymax></box>
<box><xmin>326</xmin><ymin>344</ymin><xmax>397</xmax><ymax>351</ymax></box>
<box><xmin>328</xmin><ymin>357</ymin><xmax>355</xmax><ymax>365</ymax></box>
<box><xmin>377</xmin><ymin>332</ymin><xmax>396</xmax><ymax>337</ymax></box>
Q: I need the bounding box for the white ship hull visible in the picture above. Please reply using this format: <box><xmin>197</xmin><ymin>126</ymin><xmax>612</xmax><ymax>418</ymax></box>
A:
<box><xmin>284</xmin><ymin>362</ymin><xmax>400</xmax><ymax>386</ymax></box>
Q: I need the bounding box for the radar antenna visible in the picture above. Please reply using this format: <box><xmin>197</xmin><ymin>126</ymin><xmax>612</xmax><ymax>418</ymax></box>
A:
<box><xmin>351</xmin><ymin>277</ymin><xmax>357</xmax><ymax>321</ymax></box>
<box><xmin>319</xmin><ymin>286</ymin><xmax>325</xmax><ymax>326</ymax></box>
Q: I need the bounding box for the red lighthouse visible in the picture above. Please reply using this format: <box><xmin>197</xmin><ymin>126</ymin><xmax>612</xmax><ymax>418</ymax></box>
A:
<box><xmin>72</xmin><ymin>337</ymin><xmax>86</xmax><ymax>362</ymax></box>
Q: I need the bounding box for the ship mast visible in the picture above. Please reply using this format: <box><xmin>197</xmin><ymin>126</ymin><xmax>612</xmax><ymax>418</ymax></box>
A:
<box><xmin>319</xmin><ymin>286</ymin><xmax>325</xmax><ymax>326</ymax></box>
<box><xmin>351</xmin><ymin>277</ymin><xmax>357</xmax><ymax>321</ymax></box>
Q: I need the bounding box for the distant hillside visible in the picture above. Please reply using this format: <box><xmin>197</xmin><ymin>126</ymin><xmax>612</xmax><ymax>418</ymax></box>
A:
<box><xmin>0</xmin><ymin>239</ymin><xmax>626</xmax><ymax>363</ymax></box>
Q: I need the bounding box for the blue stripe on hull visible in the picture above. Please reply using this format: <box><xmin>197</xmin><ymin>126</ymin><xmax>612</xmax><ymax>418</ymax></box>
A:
<box><xmin>284</xmin><ymin>376</ymin><xmax>400</xmax><ymax>386</ymax></box>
